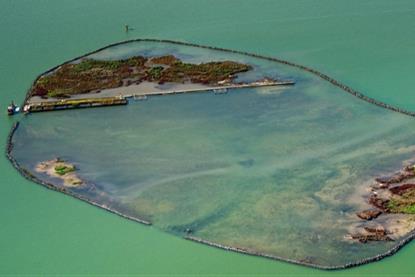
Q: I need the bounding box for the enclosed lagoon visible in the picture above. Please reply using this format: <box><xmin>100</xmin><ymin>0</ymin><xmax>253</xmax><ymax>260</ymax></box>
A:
<box><xmin>8</xmin><ymin>41</ymin><xmax>415</xmax><ymax>268</ymax></box>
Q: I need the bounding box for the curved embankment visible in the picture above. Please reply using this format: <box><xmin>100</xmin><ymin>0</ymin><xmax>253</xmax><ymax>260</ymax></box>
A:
<box><xmin>5</xmin><ymin>123</ymin><xmax>151</xmax><ymax>226</ymax></box>
<box><xmin>186</xmin><ymin>232</ymin><xmax>415</xmax><ymax>270</ymax></box>
<box><xmin>9</xmin><ymin>38</ymin><xmax>415</xmax><ymax>270</ymax></box>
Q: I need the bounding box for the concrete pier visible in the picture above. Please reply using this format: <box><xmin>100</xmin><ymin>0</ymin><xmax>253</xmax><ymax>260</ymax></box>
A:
<box><xmin>26</xmin><ymin>81</ymin><xmax>294</xmax><ymax>112</ymax></box>
<box><xmin>124</xmin><ymin>80</ymin><xmax>295</xmax><ymax>99</ymax></box>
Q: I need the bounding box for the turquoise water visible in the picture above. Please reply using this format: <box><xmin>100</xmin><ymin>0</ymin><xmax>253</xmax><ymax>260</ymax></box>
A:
<box><xmin>2</xmin><ymin>0</ymin><xmax>415</xmax><ymax>275</ymax></box>
<box><xmin>10</xmin><ymin>40</ymin><xmax>415</xmax><ymax>268</ymax></box>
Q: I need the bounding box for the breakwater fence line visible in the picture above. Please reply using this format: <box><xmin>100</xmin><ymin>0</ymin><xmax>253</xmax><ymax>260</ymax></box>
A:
<box><xmin>5</xmin><ymin>122</ymin><xmax>151</xmax><ymax>226</ymax></box>
<box><xmin>186</xmin><ymin>230</ymin><xmax>415</xmax><ymax>270</ymax></box>
<box><xmin>9</xmin><ymin>38</ymin><xmax>415</xmax><ymax>270</ymax></box>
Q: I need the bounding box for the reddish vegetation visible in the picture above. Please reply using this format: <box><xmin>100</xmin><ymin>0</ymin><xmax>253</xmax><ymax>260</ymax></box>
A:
<box><xmin>30</xmin><ymin>55</ymin><xmax>252</xmax><ymax>99</ymax></box>
<box><xmin>149</xmin><ymin>55</ymin><xmax>180</xmax><ymax>65</ymax></box>
<box><xmin>351</xmin><ymin>227</ymin><xmax>393</xmax><ymax>243</ymax></box>
<box><xmin>375</xmin><ymin>165</ymin><xmax>415</xmax><ymax>186</ymax></box>
<box><xmin>356</xmin><ymin>209</ymin><xmax>382</xmax><ymax>220</ymax></box>
<box><xmin>368</xmin><ymin>183</ymin><xmax>415</xmax><ymax>214</ymax></box>
<box><xmin>368</xmin><ymin>195</ymin><xmax>390</xmax><ymax>212</ymax></box>
<box><xmin>366</xmin><ymin>166</ymin><xmax>415</xmax><ymax>214</ymax></box>
<box><xmin>351</xmin><ymin>165</ymin><xmax>415</xmax><ymax>243</ymax></box>
<box><xmin>389</xmin><ymin>184</ymin><xmax>415</xmax><ymax>196</ymax></box>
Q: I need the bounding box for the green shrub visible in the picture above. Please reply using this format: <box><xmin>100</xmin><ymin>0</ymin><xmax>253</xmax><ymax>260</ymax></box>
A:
<box><xmin>54</xmin><ymin>165</ymin><xmax>75</xmax><ymax>176</ymax></box>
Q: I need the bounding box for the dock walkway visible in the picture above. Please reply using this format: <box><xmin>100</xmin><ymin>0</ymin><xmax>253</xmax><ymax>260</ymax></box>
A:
<box><xmin>26</xmin><ymin>80</ymin><xmax>294</xmax><ymax>113</ymax></box>
<box><xmin>124</xmin><ymin>80</ymin><xmax>295</xmax><ymax>98</ymax></box>
<box><xmin>28</xmin><ymin>97</ymin><xmax>128</xmax><ymax>113</ymax></box>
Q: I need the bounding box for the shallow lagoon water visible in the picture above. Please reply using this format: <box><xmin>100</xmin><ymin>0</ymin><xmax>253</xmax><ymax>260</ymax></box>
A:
<box><xmin>10</xmin><ymin>41</ymin><xmax>415</xmax><ymax>268</ymax></box>
<box><xmin>2</xmin><ymin>1</ymin><xmax>415</xmax><ymax>275</ymax></box>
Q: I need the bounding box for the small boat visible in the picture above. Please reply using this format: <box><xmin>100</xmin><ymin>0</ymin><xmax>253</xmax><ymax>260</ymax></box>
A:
<box><xmin>7</xmin><ymin>101</ymin><xmax>20</xmax><ymax>116</ymax></box>
<box><xmin>213</xmin><ymin>88</ymin><xmax>228</xmax><ymax>94</ymax></box>
<box><xmin>133</xmin><ymin>95</ymin><xmax>148</xmax><ymax>101</ymax></box>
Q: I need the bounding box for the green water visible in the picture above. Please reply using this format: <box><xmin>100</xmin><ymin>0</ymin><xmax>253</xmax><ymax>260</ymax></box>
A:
<box><xmin>10</xmin><ymin>40</ymin><xmax>415</xmax><ymax>268</ymax></box>
<box><xmin>2</xmin><ymin>0</ymin><xmax>415</xmax><ymax>275</ymax></box>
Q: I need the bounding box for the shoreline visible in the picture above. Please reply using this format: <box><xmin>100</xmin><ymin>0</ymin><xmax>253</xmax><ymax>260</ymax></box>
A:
<box><xmin>5</xmin><ymin>122</ymin><xmax>151</xmax><ymax>226</ymax></box>
<box><xmin>7</xmin><ymin>38</ymin><xmax>415</xmax><ymax>270</ymax></box>
<box><xmin>186</xmin><ymin>231</ymin><xmax>415</xmax><ymax>270</ymax></box>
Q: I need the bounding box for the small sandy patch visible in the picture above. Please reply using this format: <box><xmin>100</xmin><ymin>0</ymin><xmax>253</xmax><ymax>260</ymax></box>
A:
<box><xmin>36</xmin><ymin>158</ymin><xmax>83</xmax><ymax>187</ymax></box>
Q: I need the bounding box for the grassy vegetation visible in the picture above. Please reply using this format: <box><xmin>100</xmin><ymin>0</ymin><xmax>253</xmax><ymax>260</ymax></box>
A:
<box><xmin>47</xmin><ymin>89</ymin><xmax>71</xmax><ymax>99</ymax></box>
<box><xmin>29</xmin><ymin>97</ymin><xmax>127</xmax><ymax>112</ymax></box>
<box><xmin>73</xmin><ymin>57</ymin><xmax>145</xmax><ymax>72</ymax></box>
<box><xmin>147</xmin><ymin>66</ymin><xmax>164</xmax><ymax>80</ymax></box>
<box><xmin>150</xmin><ymin>55</ymin><xmax>179</xmax><ymax>65</ymax></box>
<box><xmin>54</xmin><ymin>164</ymin><xmax>76</xmax><ymax>176</ymax></box>
<box><xmin>161</xmin><ymin>61</ymin><xmax>250</xmax><ymax>84</ymax></box>
<box><xmin>30</xmin><ymin>55</ymin><xmax>251</xmax><ymax>99</ymax></box>
<box><xmin>402</xmin><ymin>204</ymin><xmax>415</xmax><ymax>214</ymax></box>
<box><xmin>386</xmin><ymin>188</ymin><xmax>415</xmax><ymax>214</ymax></box>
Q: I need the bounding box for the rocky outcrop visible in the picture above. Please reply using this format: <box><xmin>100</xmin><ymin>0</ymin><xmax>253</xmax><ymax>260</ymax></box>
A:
<box><xmin>351</xmin><ymin>227</ymin><xmax>393</xmax><ymax>243</ymax></box>
<box><xmin>375</xmin><ymin>166</ymin><xmax>415</xmax><ymax>185</ymax></box>
<box><xmin>356</xmin><ymin>209</ymin><xmax>382</xmax><ymax>220</ymax></box>
<box><xmin>353</xmin><ymin>164</ymin><xmax>415</xmax><ymax>247</ymax></box>
<box><xmin>390</xmin><ymin>183</ymin><xmax>415</xmax><ymax>195</ymax></box>
<box><xmin>368</xmin><ymin>195</ymin><xmax>390</xmax><ymax>211</ymax></box>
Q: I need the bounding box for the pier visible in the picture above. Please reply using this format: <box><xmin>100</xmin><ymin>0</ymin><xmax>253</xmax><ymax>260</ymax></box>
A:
<box><xmin>25</xmin><ymin>80</ymin><xmax>294</xmax><ymax>112</ymax></box>
<box><xmin>124</xmin><ymin>80</ymin><xmax>295</xmax><ymax>99</ymax></box>
<box><xmin>27</xmin><ymin>97</ymin><xmax>128</xmax><ymax>113</ymax></box>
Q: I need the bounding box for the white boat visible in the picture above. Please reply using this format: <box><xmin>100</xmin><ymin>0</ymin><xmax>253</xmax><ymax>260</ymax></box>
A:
<box><xmin>7</xmin><ymin>101</ymin><xmax>20</xmax><ymax>115</ymax></box>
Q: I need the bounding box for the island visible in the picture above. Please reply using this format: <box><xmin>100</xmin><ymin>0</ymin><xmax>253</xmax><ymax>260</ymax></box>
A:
<box><xmin>23</xmin><ymin>54</ymin><xmax>294</xmax><ymax>113</ymax></box>
<box><xmin>36</xmin><ymin>158</ymin><xmax>83</xmax><ymax>187</ymax></box>
<box><xmin>30</xmin><ymin>55</ymin><xmax>253</xmax><ymax>99</ymax></box>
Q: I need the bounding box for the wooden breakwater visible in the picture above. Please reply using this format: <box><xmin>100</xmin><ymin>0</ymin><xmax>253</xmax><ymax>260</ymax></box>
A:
<box><xmin>4</xmin><ymin>121</ymin><xmax>151</xmax><ymax>226</ymax></box>
<box><xmin>28</xmin><ymin>97</ymin><xmax>127</xmax><ymax>112</ymax></box>
<box><xmin>186</xmin><ymin>231</ymin><xmax>415</xmax><ymax>270</ymax></box>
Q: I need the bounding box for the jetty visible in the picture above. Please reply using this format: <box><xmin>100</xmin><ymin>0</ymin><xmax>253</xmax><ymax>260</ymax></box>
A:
<box><xmin>124</xmin><ymin>80</ymin><xmax>295</xmax><ymax>98</ymax></box>
<box><xmin>24</xmin><ymin>80</ymin><xmax>294</xmax><ymax>113</ymax></box>
<box><xmin>27</xmin><ymin>97</ymin><xmax>127</xmax><ymax>113</ymax></box>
